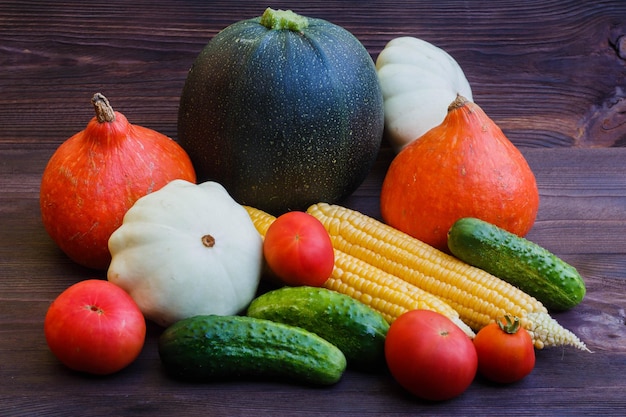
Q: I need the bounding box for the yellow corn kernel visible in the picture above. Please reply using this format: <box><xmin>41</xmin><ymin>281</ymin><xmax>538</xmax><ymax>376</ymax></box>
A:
<box><xmin>331</xmin><ymin>249</ymin><xmax>475</xmax><ymax>337</ymax></box>
<box><xmin>243</xmin><ymin>205</ymin><xmax>275</xmax><ymax>238</ymax></box>
<box><xmin>307</xmin><ymin>202</ymin><xmax>589</xmax><ymax>351</ymax></box>
<box><xmin>243</xmin><ymin>205</ymin><xmax>475</xmax><ymax>338</ymax></box>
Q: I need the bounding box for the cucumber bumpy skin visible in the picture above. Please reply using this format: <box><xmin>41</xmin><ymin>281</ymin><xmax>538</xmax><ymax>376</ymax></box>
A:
<box><xmin>447</xmin><ymin>217</ymin><xmax>586</xmax><ymax>311</ymax></box>
<box><xmin>247</xmin><ymin>286</ymin><xmax>389</xmax><ymax>370</ymax></box>
<box><xmin>158</xmin><ymin>315</ymin><xmax>346</xmax><ymax>385</ymax></box>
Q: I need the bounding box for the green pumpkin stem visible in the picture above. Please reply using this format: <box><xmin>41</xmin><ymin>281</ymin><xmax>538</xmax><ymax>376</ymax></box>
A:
<box><xmin>260</xmin><ymin>7</ymin><xmax>309</xmax><ymax>31</ymax></box>
<box><xmin>91</xmin><ymin>93</ymin><xmax>116</xmax><ymax>123</ymax></box>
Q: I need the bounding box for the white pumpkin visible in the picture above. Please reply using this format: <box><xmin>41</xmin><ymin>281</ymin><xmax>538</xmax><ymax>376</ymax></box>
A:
<box><xmin>107</xmin><ymin>179</ymin><xmax>263</xmax><ymax>327</ymax></box>
<box><xmin>376</xmin><ymin>36</ymin><xmax>473</xmax><ymax>152</ymax></box>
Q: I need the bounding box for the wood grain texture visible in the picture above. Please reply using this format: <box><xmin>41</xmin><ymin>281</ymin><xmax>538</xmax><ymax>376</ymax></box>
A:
<box><xmin>1</xmin><ymin>1</ymin><xmax>626</xmax><ymax>415</ymax></box>
<box><xmin>2</xmin><ymin>0</ymin><xmax>625</xmax><ymax>147</ymax></box>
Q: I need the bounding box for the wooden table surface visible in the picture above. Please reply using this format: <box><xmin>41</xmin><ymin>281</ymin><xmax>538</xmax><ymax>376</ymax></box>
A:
<box><xmin>2</xmin><ymin>1</ymin><xmax>626</xmax><ymax>415</ymax></box>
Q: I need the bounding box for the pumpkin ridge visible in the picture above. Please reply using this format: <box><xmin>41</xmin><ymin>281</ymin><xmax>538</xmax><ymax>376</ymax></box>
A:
<box><xmin>178</xmin><ymin>12</ymin><xmax>384</xmax><ymax>214</ymax></box>
<box><xmin>380</xmin><ymin>96</ymin><xmax>539</xmax><ymax>251</ymax></box>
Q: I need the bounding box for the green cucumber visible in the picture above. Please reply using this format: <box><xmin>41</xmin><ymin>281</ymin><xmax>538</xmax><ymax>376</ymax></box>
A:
<box><xmin>158</xmin><ymin>314</ymin><xmax>346</xmax><ymax>385</ymax></box>
<box><xmin>247</xmin><ymin>286</ymin><xmax>389</xmax><ymax>370</ymax></box>
<box><xmin>447</xmin><ymin>217</ymin><xmax>586</xmax><ymax>311</ymax></box>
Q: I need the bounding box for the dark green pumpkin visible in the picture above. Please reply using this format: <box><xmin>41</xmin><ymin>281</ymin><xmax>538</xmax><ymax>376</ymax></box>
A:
<box><xmin>177</xmin><ymin>8</ymin><xmax>384</xmax><ymax>215</ymax></box>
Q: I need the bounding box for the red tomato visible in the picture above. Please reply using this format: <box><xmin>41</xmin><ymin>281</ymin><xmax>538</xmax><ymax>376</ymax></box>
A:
<box><xmin>473</xmin><ymin>315</ymin><xmax>535</xmax><ymax>383</ymax></box>
<box><xmin>44</xmin><ymin>279</ymin><xmax>146</xmax><ymax>375</ymax></box>
<box><xmin>385</xmin><ymin>310</ymin><xmax>477</xmax><ymax>401</ymax></box>
<box><xmin>263</xmin><ymin>211</ymin><xmax>334</xmax><ymax>286</ymax></box>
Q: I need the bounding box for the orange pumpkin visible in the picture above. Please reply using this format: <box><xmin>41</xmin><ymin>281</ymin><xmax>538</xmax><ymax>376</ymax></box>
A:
<box><xmin>380</xmin><ymin>95</ymin><xmax>539</xmax><ymax>252</ymax></box>
<box><xmin>40</xmin><ymin>93</ymin><xmax>196</xmax><ymax>269</ymax></box>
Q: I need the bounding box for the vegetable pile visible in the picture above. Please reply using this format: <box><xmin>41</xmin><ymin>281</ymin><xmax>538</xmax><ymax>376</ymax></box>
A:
<box><xmin>41</xmin><ymin>6</ymin><xmax>590</xmax><ymax>404</ymax></box>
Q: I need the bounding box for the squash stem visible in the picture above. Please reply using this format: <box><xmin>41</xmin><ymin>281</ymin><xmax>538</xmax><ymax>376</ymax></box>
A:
<box><xmin>260</xmin><ymin>7</ymin><xmax>309</xmax><ymax>31</ymax></box>
<box><xmin>448</xmin><ymin>94</ymin><xmax>469</xmax><ymax>112</ymax></box>
<box><xmin>91</xmin><ymin>93</ymin><xmax>116</xmax><ymax>123</ymax></box>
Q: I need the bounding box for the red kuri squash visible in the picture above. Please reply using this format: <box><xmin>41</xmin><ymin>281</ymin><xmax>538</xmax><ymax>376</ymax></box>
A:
<box><xmin>40</xmin><ymin>93</ymin><xmax>196</xmax><ymax>269</ymax></box>
<box><xmin>380</xmin><ymin>95</ymin><xmax>539</xmax><ymax>252</ymax></box>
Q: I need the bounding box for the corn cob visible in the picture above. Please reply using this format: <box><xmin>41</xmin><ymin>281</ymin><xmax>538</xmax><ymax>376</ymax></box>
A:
<box><xmin>307</xmin><ymin>203</ymin><xmax>589</xmax><ymax>351</ymax></box>
<box><xmin>244</xmin><ymin>205</ymin><xmax>275</xmax><ymax>238</ymax></box>
<box><xmin>243</xmin><ymin>206</ymin><xmax>475</xmax><ymax>338</ymax></box>
<box><xmin>329</xmin><ymin>249</ymin><xmax>475</xmax><ymax>337</ymax></box>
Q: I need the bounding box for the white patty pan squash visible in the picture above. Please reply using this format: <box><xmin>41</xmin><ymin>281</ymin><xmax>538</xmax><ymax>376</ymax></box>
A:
<box><xmin>107</xmin><ymin>179</ymin><xmax>263</xmax><ymax>327</ymax></box>
<box><xmin>376</xmin><ymin>36</ymin><xmax>473</xmax><ymax>153</ymax></box>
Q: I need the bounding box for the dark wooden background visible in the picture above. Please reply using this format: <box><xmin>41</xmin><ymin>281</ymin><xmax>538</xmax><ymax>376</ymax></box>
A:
<box><xmin>1</xmin><ymin>1</ymin><xmax>626</xmax><ymax>416</ymax></box>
